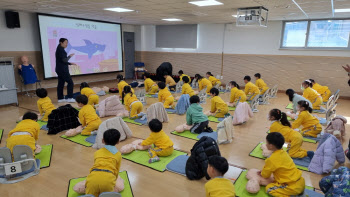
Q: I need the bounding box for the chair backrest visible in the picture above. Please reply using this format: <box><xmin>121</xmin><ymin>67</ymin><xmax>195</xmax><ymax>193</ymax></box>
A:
<box><xmin>215</xmin><ymin>75</ymin><xmax>221</xmax><ymax>79</ymax></box>
<box><xmin>176</xmin><ymin>82</ymin><xmax>183</xmax><ymax>92</ymax></box>
<box><xmin>325</xmin><ymin>95</ymin><xmax>335</xmax><ymax>110</ymax></box>
<box><xmin>269</xmin><ymin>85</ymin><xmax>278</xmax><ymax>98</ymax></box>
<box><xmin>326</xmin><ymin>104</ymin><xmax>337</xmax><ymax>125</ymax></box>
<box><xmin>259</xmin><ymin>88</ymin><xmax>270</xmax><ymax>105</ymax></box>
<box><xmin>333</xmin><ymin>89</ymin><xmax>340</xmax><ymax>103</ymax></box>
<box><xmin>198</xmin><ymin>88</ymin><xmax>207</xmax><ymax>97</ymax></box>
<box><xmin>0</xmin><ymin>147</ymin><xmax>12</xmax><ymax>176</ymax></box>
<box><xmin>225</xmin><ymin>83</ymin><xmax>231</xmax><ymax>92</ymax></box>
<box><xmin>99</xmin><ymin>192</ymin><xmax>122</xmax><ymax>197</ymax></box>
<box><xmin>13</xmin><ymin>145</ymin><xmax>35</xmax><ymax>172</ymax></box>
<box><xmin>199</xmin><ymin>95</ymin><xmax>206</xmax><ymax>104</ymax></box>
<box><xmin>250</xmin><ymin>95</ymin><xmax>259</xmax><ymax>112</ymax></box>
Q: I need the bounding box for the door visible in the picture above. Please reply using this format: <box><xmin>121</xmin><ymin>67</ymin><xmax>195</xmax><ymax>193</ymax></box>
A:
<box><xmin>123</xmin><ymin>32</ymin><xmax>135</xmax><ymax>79</ymax></box>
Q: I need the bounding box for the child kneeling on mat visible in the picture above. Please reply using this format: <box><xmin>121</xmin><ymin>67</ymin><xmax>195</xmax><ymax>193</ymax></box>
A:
<box><xmin>80</xmin><ymin>82</ymin><xmax>99</xmax><ymax>106</ymax></box>
<box><xmin>7</xmin><ymin>112</ymin><xmax>41</xmax><ymax>154</ymax></box>
<box><xmin>85</xmin><ymin>129</ymin><xmax>123</xmax><ymax>197</ymax></box>
<box><xmin>206</xmin><ymin>88</ymin><xmax>229</xmax><ymax>118</ymax></box>
<box><xmin>122</xmin><ymin>86</ymin><xmax>144</xmax><ymax>119</ymax></box>
<box><xmin>259</xmin><ymin>132</ymin><xmax>305</xmax><ymax>196</ymax></box>
<box><xmin>139</xmin><ymin>119</ymin><xmax>174</xmax><ymax>163</ymax></box>
<box><xmin>205</xmin><ymin>156</ymin><xmax>235</xmax><ymax>197</ymax></box>
<box><xmin>76</xmin><ymin>95</ymin><xmax>102</xmax><ymax>135</ymax></box>
<box><xmin>36</xmin><ymin>88</ymin><xmax>56</xmax><ymax>122</ymax></box>
<box><xmin>158</xmin><ymin>82</ymin><xmax>175</xmax><ymax>109</ymax></box>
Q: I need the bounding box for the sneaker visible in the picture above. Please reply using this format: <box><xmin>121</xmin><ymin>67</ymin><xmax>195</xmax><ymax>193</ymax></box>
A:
<box><xmin>148</xmin><ymin>156</ymin><xmax>160</xmax><ymax>163</ymax></box>
<box><xmin>58</xmin><ymin>99</ymin><xmax>67</xmax><ymax>103</ymax></box>
<box><xmin>66</xmin><ymin>98</ymin><xmax>75</xmax><ymax>103</ymax></box>
<box><xmin>138</xmin><ymin>112</ymin><xmax>146</xmax><ymax>117</ymax></box>
<box><xmin>307</xmin><ymin>151</ymin><xmax>314</xmax><ymax>160</ymax></box>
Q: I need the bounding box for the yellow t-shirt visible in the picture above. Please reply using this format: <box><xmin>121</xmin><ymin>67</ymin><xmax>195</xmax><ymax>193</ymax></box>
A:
<box><xmin>166</xmin><ymin>76</ymin><xmax>176</xmax><ymax>86</ymax></box>
<box><xmin>199</xmin><ymin>78</ymin><xmax>212</xmax><ymax>91</ymax></box>
<box><xmin>270</xmin><ymin>121</ymin><xmax>296</xmax><ymax>143</ymax></box>
<box><xmin>208</xmin><ymin>76</ymin><xmax>221</xmax><ymax>86</ymax></box>
<box><xmin>205</xmin><ymin>178</ymin><xmax>235</xmax><ymax>197</ymax></box>
<box><xmin>37</xmin><ymin>97</ymin><xmax>56</xmax><ymax>116</ymax></box>
<box><xmin>211</xmin><ymin>96</ymin><xmax>228</xmax><ymax>113</ymax></box>
<box><xmin>244</xmin><ymin>82</ymin><xmax>260</xmax><ymax>95</ymax></box>
<box><xmin>292</xmin><ymin>111</ymin><xmax>321</xmax><ymax>130</ymax></box>
<box><xmin>180</xmin><ymin>74</ymin><xmax>191</xmax><ymax>83</ymax></box>
<box><xmin>158</xmin><ymin>88</ymin><xmax>172</xmax><ymax>102</ymax></box>
<box><xmin>255</xmin><ymin>79</ymin><xmax>269</xmax><ymax>91</ymax></box>
<box><xmin>79</xmin><ymin>105</ymin><xmax>100</xmax><ymax>127</ymax></box>
<box><xmin>312</xmin><ymin>83</ymin><xmax>329</xmax><ymax>95</ymax></box>
<box><xmin>124</xmin><ymin>93</ymin><xmax>139</xmax><ymax>111</ymax></box>
<box><xmin>144</xmin><ymin>78</ymin><xmax>157</xmax><ymax>92</ymax></box>
<box><xmin>8</xmin><ymin>119</ymin><xmax>40</xmax><ymax>140</ymax></box>
<box><xmin>302</xmin><ymin>87</ymin><xmax>320</xmax><ymax>102</ymax></box>
<box><xmin>261</xmin><ymin>149</ymin><xmax>302</xmax><ymax>184</ymax></box>
<box><xmin>141</xmin><ymin>130</ymin><xmax>174</xmax><ymax>149</ymax></box>
<box><xmin>229</xmin><ymin>87</ymin><xmax>247</xmax><ymax>103</ymax></box>
<box><xmin>118</xmin><ymin>81</ymin><xmax>134</xmax><ymax>97</ymax></box>
<box><xmin>81</xmin><ymin>87</ymin><xmax>96</xmax><ymax>98</ymax></box>
<box><xmin>90</xmin><ymin>147</ymin><xmax>122</xmax><ymax>177</ymax></box>
<box><xmin>182</xmin><ymin>83</ymin><xmax>195</xmax><ymax>97</ymax></box>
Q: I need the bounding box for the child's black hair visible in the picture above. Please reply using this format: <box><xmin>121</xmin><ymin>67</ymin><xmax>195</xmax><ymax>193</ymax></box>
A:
<box><xmin>309</xmin><ymin>79</ymin><xmax>315</xmax><ymax>83</ymax></box>
<box><xmin>143</xmin><ymin>72</ymin><xmax>150</xmax><ymax>78</ymax></box>
<box><xmin>80</xmin><ymin>82</ymin><xmax>89</xmax><ymax>90</ymax></box>
<box><xmin>195</xmin><ymin>74</ymin><xmax>203</xmax><ymax>81</ymax></box>
<box><xmin>244</xmin><ymin>75</ymin><xmax>251</xmax><ymax>81</ymax></box>
<box><xmin>116</xmin><ymin>74</ymin><xmax>124</xmax><ymax>82</ymax></box>
<box><xmin>302</xmin><ymin>80</ymin><xmax>313</xmax><ymax>88</ymax></box>
<box><xmin>254</xmin><ymin>73</ymin><xmax>261</xmax><ymax>78</ymax></box>
<box><xmin>22</xmin><ymin>112</ymin><xmax>38</xmax><ymax>121</ymax></box>
<box><xmin>190</xmin><ymin>95</ymin><xmax>200</xmax><ymax>104</ymax></box>
<box><xmin>285</xmin><ymin>89</ymin><xmax>295</xmax><ymax>102</ymax></box>
<box><xmin>210</xmin><ymin>88</ymin><xmax>219</xmax><ymax>96</ymax></box>
<box><xmin>208</xmin><ymin>156</ymin><xmax>229</xmax><ymax>175</ymax></box>
<box><xmin>122</xmin><ymin>86</ymin><xmax>133</xmax><ymax>104</ymax></box>
<box><xmin>75</xmin><ymin>95</ymin><xmax>88</xmax><ymax>105</ymax></box>
<box><xmin>178</xmin><ymin>70</ymin><xmax>184</xmax><ymax>75</ymax></box>
<box><xmin>269</xmin><ymin>109</ymin><xmax>291</xmax><ymax>127</ymax></box>
<box><xmin>297</xmin><ymin>100</ymin><xmax>313</xmax><ymax>113</ymax></box>
<box><xmin>103</xmin><ymin>129</ymin><xmax>121</xmax><ymax>146</ymax></box>
<box><xmin>266</xmin><ymin>132</ymin><xmax>285</xmax><ymax>150</ymax></box>
<box><xmin>158</xmin><ymin>82</ymin><xmax>166</xmax><ymax>89</ymax></box>
<box><xmin>229</xmin><ymin>81</ymin><xmax>240</xmax><ymax>89</ymax></box>
<box><xmin>35</xmin><ymin>88</ymin><xmax>48</xmax><ymax>98</ymax></box>
<box><xmin>163</xmin><ymin>72</ymin><xmax>169</xmax><ymax>76</ymax></box>
<box><xmin>149</xmin><ymin>119</ymin><xmax>162</xmax><ymax>132</ymax></box>
<box><xmin>206</xmin><ymin>72</ymin><xmax>213</xmax><ymax>76</ymax></box>
<box><xmin>183</xmin><ymin>76</ymin><xmax>190</xmax><ymax>83</ymax></box>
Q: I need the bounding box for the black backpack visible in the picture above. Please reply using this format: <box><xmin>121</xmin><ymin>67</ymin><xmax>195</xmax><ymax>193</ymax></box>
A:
<box><xmin>47</xmin><ymin>104</ymin><xmax>81</xmax><ymax>134</ymax></box>
<box><xmin>185</xmin><ymin>136</ymin><xmax>220</xmax><ymax>180</ymax></box>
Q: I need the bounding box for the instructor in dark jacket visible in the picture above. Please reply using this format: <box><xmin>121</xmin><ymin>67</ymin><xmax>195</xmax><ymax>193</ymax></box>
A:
<box><xmin>55</xmin><ymin>38</ymin><xmax>76</xmax><ymax>103</ymax></box>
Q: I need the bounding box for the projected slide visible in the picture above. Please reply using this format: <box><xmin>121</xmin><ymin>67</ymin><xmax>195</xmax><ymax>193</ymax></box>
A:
<box><xmin>38</xmin><ymin>15</ymin><xmax>123</xmax><ymax>78</ymax></box>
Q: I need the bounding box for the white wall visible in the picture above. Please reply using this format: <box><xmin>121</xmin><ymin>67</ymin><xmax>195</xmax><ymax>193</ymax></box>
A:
<box><xmin>137</xmin><ymin>21</ymin><xmax>350</xmax><ymax>57</ymax></box>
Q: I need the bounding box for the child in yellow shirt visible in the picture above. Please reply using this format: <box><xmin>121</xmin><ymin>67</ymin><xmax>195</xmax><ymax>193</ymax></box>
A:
<box><xmin>140</xmin><ymin>119</ymin><xmax>174</xmax><ymax>163</ymax></box>
<box><xmin>85</xmin><ymin>129</ymin><xmax>122</xmax><ymax>197</ymax></box>
<box><xmin>208</xmin><ymin>88</ymin><xmax>229</xmax><ymax>118</ymax></box>
<box><xmin>80</xmin><ymin>82</ymin><xmax>99</xmax><ymax>106</ymax></box>
<box><xmin>259</xmin><ymin>132</ymin><xmax>305</xmax><ymax>196</ymax></box>
<box><xmin>76</xmin><ymin>95</ymin><xmax>102</xmax><ymax>135</ymax></box>
<box><xmin>205</xmin><ymin>156</ymin><xmax>235</xmax><ymax>197</ymax></box>
<box><xmin>122</xmin><ymin>86</ymin><xmax>144</xmax><ymax>119</ymax></box>
<box><xmin>195</xmin><ymin>74</ymin><xmax>212</xmax><ymax>94</ymax></box>
<box><xmin>181</xmin><ymin>76</ymin><xmax>196</xmax><ymax>97</ymax></box>
<box><xmin>243</xmin><ymin>76</ymin><xmax>260</xmax><ymax>100</ymax></box>
<box><xmin>7</xmin><ymin>112</ymin><xmax>41</xmax><ymax>154</ymax></box>
<box><xmin>178</xmin><ymin>70</ymin><xmax>191</xmax><ymax>83</ymax></box>
<box><xmin>227</xmin><ymin>81</ymin><xmax>246</xmax><ymax>107</ymax></box>
<box><xmin>117</xmin><ymin>74</ymin><xmax>134</xmax><ymax>98</ymax></box>
<box><xmin>268</xmin><ymin>109</ymin><xmax>314</xmax><ymax>159</ymax></box>
<box><xmin>254</xmin><ymin>73</ymin><xmax>269</xmax><ymax>95</ymax></box>
<box><xmin>292</xmin><ymin>100</ymin><xmax>322</xmax><ymax>138</ymax></box>
<box><xmin>143</xmin><ymin>72</ymin><xmax>158</xmax><ymax>95</ymax></box>
<box><xmin>158</xmin><ymin>82</ymin><xmax>175</xmax><ymax>109</ymax></box>
<box><xmin>206</xmin><ymin>72</ymin><xmax>221</xmax><ymax>87</ymax></box>
<box><xmin>36</xmin><ymin>88</ymin><xmax>56</xmax><ymax>121</ymax></box>
<box><xmin>301</xmin><ymin>80</ymin><xmax>323</xmax><ymax>110</ymax></box>
<box><xmin>164</xmin><ymin>72</ymin><xmax>176</xmax><ymax>91</ymax></box>
<box><xmin>309</xmin><ymin>79</ymin><xmax>331</xmax><ymax>102</ymax></box>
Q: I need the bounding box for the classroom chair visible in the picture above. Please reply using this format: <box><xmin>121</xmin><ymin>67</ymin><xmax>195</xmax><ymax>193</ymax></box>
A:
<box><xmin>191</xmin><ymin>79</ymin><xmax>198</xmax><ymax>89</ymax></box>
<box><xmin>17</xmin><ymin>67</ymin><xmax>41</xmax><ymax>97</ymax></box>
<box><xmin>250</xmin><ymin>95</ymin><xmax>259</xmax><ymax>113</ymax></box>
<box><xmin>259</xmin><ymin>88</ymin><xmax>271</xmax><ymax>105</ymax></box>
<box><xmin>269</xmin><ymin>84</ymin><xmax>278</xmax><ymax>98</ymax></box>
<box><xmin>0</xmin><ymin>145</ymin><xmax>40</xmax><ymax>184</ymax></box>
<box><xmin>333</xmin><ymin>89</ymin><xmax>340</xmax><ymax>104</ymax></box>
<box><xmin>176</xmin><ymin>81</ymin><xmax>183</xmax><ymax>93</ymax></box>
<box><xmin>135</xmin><ymin>89</ymin><xmax>146</xmax><ymax>104</ymax></box>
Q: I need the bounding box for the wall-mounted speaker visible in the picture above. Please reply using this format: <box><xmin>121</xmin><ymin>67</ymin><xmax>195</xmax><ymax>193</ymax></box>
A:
<box><xmin>5</xmin><ymin>11</ymin><xmax>20</xmax><ymax>28</ymax></box>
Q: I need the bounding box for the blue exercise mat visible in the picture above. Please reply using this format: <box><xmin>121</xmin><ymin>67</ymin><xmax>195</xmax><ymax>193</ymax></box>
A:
<box><xmin>319</xmin><ymin>118</ymin><xmax>327</xmax><ymax>125</ymax></box>
<box><xmin>85</xmin><ymin>135</ymin><xmax>97</xmax><ymax>144</ymax></box>
<box><xmin>166</xmin><ymin>155</ymin><xmax>189</xmax><ymax>176</ymax></box>
<box><xmin>292</xmin><ymin>157</ymin><xmax>311</xmax><ymax>168</ymax></box>
<box><xmin>313</xmin><ymin>109</ymin><xmax>326</xmax><ymax>114</ymax></box>
<box><xmin>197</xmin><ymin>132</ymin><xmax>218</xmax><ymax>141</ymax></box>
<box><xmin>134</xmin><ymin>117</ymin><xmax>148</xmax><ymax>125</ymax></box>
<box><xmin>165</xmin><ymin>108</ymin><xmax>176</xmax><ymax>113</ymax></box>
<box><xmin>41</xmin><ymin>124</ymin><xmax>48</xmax><ymax>131</ymax></box>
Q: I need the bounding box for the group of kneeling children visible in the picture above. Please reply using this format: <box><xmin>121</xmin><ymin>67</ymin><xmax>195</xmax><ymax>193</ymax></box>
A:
<box><xmin>6</xmin><ymin>70</ymin><xmax>328</xmax><ymax>196</ymax></box>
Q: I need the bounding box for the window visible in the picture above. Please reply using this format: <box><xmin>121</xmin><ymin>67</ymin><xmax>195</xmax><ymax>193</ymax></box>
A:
<box><xmin>281</xmin><ymin>19</ymin><xmax>350</xmax><ymax>49</ymax></box>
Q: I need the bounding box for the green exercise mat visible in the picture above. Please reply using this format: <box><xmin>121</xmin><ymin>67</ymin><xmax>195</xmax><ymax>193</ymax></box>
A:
<box><xmin>208</xmin><ymin>116</ymin><xmax>221</xmax><ymax>123</ymax></box>
<box><xmin>286</xmin><ymin>103</ymin><xmax>293</xmax><ymax>110</ymax></box>
<box><xmin>35</xmin><ymin>144</ymin><xmax>53</xmax><ymax>168</ymax></box>
<box><xmin>266</xmin><ymin>130</ymin><xmax>316</xmax><ymax>144</ymax></box>
<box><xmin>67</xmin><ymin>171</ymin><xmax>134</xmax><ymax>197</ymax></box>
<box><xmin>122</xmin><ymin>149</ymin><xmax>187</xmax><ymax>172</ymax></box>
<box><xmin>60</xmin><ymin>134</ymin><xmax>93</xmax><ymax>147</ymax></box>
<box><xmin>122</xmin><ymin>117</ymin><xmax>143</xmax><ymax>126</ymax></box>
<box><xmin>171</xmin><ymin>130</ymin><xmax>198</xmax><ymax>140</ymax></box>
<box><xmin>249</xmin><ymin>142</ymin><xmax>309</xmax><ymax>171</ymax></box>
<box><xmin>0</xmin><ymin>129</ymin><xmax>3</xmax><ymax>143</ymax></box>
<box><xmin>229</xmin><ymin>107</ymin><xmax>236</xmax><ymax>111</ymax></box>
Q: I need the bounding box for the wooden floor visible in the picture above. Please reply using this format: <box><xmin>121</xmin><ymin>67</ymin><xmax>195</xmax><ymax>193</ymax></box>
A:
<box><xmin>1</xmin><ymin>80</ymin><xmax>350</xmax><ymax>197</ymax></box>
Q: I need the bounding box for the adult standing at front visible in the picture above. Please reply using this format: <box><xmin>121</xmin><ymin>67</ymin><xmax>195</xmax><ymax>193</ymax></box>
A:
<box><xmin>55</xmin><ymin>38</ymin><xmax>76</xmax><ymax>102</ymax></box>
